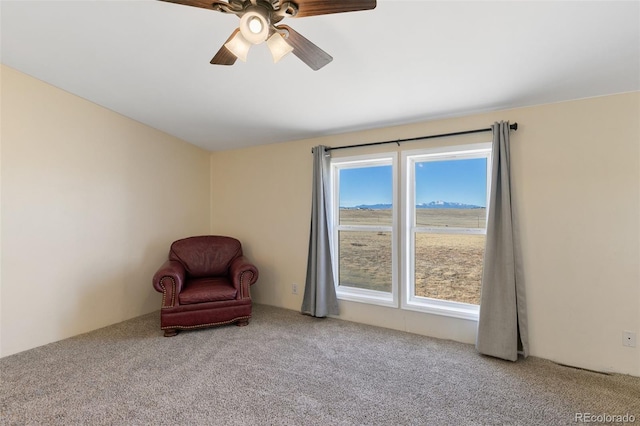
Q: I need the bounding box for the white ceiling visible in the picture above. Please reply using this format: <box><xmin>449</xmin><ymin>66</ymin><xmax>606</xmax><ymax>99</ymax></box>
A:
<box><xmin>2</xmin><ymin>1</ymin><xmax>639</xmax><ymax>151</ymax></box>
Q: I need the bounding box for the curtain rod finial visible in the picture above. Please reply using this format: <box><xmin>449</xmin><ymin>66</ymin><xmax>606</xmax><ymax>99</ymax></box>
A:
<box><xmin>510</xmin><ymin>123</ymin><xmax>518</xmax><ymax>131</ymax></box>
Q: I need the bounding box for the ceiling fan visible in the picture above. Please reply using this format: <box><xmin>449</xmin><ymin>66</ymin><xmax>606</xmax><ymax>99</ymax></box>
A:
<box><xmin>159</xmin><ymin>0</ymin><xmax>376</xmax><ymax>70</ymax></box>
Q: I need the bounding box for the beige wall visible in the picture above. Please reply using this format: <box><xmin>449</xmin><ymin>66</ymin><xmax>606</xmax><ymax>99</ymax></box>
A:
<box><xmin>211</xmin><ymin>92</ymin><xmax>640</xmax><ymax>376</ymax></box>
<box><xmin>2</xmin><ymin>63</ymin><xmax>637</xmax><ymax>376</ymax></box>
<box><xmin>0</xmin><ymin>65</ymin><xmax>211</xmax><ymax>356</ymax></box>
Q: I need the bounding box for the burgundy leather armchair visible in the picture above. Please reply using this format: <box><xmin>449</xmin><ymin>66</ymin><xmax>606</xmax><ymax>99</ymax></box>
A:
<box><xmin>152</xmin><ymin>236</ymin><xmax>259</xmax><ymax>337</ymax></box>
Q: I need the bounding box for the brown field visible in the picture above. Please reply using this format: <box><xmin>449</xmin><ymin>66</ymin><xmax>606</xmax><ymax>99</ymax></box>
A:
<box><xmin>338</xmin><ymin>208</ymin><xmax>485</xmax><ymax>305</ymax></box>
<box><xmin>339</xmin><ymin>208</ymin><xmax>487</xmax><ymax>228</ymax></box>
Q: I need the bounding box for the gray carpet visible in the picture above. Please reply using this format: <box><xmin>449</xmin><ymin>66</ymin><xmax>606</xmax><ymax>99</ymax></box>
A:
<box><xmin>1</xmin><ymin>304</ymin><xmax>638</xmax><ymax>425</ymax></box>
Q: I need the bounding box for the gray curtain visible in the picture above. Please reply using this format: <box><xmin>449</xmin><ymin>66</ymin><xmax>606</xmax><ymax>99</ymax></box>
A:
<box><xmin>302</xmin><ymin>145</ymin><xmax>339</xmax><ymax>317</ymax></box>
<box><xmin>476</xmin><ymin>121</ymin><xmax>529</xmax><ymax>361</ymax></box>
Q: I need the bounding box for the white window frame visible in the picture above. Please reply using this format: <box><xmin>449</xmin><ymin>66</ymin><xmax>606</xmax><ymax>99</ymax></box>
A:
<box><xmin>401</xmin><ymin>143</ymin><xmax>492</xmax><ymax>320</ymax></box>
<box><xmin>330</xmin><ymin>153</ymin><xmax>398</xmax><ymax>308</ymax></box>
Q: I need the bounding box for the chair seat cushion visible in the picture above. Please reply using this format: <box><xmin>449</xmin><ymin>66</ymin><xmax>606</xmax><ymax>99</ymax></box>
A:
<box><xmin>179</xmin><ymin>277</ymin><xmax>238</xmax><ymax>305</ymax></box>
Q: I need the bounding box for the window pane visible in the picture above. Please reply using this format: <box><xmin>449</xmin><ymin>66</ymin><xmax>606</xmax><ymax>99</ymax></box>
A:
<box><xmin>414</xmin><ymin>158</ymin><xmax>487</xmax><ymax>228</ymax></box>
<box><xmin>339</xmin><ymin>231</ymin><xmax>392</xmax><ymax>292</ymax></box>
<box><xmin>339</xmin><ymin>165</ymin><xmax>392</xmax><ymax>226</ymax></box>
<box><xmin>414</xmin><ymin>233</ymin><xmax>485</xmax><ymax>305</ymax></box>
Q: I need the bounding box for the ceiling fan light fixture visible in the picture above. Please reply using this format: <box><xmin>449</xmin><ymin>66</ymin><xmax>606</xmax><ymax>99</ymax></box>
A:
<box><xmin>248</xmin><ymin>16</ymin><xmax>263</xmax><ymax>34</ymax></box>
<box><xmin>224</xmin><ymin>31</ymin><xmax>252</xmax><ymax>62</ymax></box>
<box><xmin>267</xmin><ymin>33</ymin><xmax>293</xmax><ymax>63</ymax></box>
<box><xmin>168</xmin><ymin>0</ymin><xmax>378</xmax><ymax>69</ymax></box>
<box><xmin>239</xmin><ymin>9</ymin><xmax>270</xmax><ymax>44</ymax></box>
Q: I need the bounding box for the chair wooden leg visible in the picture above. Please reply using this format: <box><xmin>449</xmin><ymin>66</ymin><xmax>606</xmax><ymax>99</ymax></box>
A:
<box><xmin>236</xmin><ymin>318</ymin><xmax>249</xmax><ymax>327</ymax></box>
<box><xmin>164</xmin><ymin>328</ymin><xmax>178</xmax><ymax>337</ymax></box>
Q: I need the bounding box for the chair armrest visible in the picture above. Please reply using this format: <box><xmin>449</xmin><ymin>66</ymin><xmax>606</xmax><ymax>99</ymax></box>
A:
<box><xmin>152</xmin><ymin>260</ymin><xmax>186</xmax><ymax>308</ymax></box>
<box><xmin>229</xmin><ymin>256</ymin><xmax>259</xmax><ymax>299</ymax></box>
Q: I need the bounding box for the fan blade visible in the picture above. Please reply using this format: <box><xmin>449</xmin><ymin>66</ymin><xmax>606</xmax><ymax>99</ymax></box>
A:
<box><xmin>157</xmin><ymin>0</ymin><xmax>234</xmax><ymax>11</ymax></box>
<box><xmin>211</xmin><ymin>29</ymin><xmax>240</xmax><ymax>65</ymax></box>
<box><xmin>293</xmin><ymin>0</ymin><xmax>376</xmax><ymax>18</ymax></box>
<box><xmin>279</xmin><ymin>25</ymin><xmax>332</xmax><ymax>70</ymax></box>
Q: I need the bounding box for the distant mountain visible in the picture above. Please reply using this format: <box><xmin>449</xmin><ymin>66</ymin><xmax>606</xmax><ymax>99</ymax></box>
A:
<box><xmin>350</xmin><ymin>203</ymin><xmax>392</xmax><ymax>210</ymax></box>
<box><xmin>344</xmin><ymin>201</ymin><xmax>484</xmax><ymax>210</ymax></box>
<box><xmin>416</xmin><ymin>201</ymin><xmax>484</xmax><ymax>209</ymax></box>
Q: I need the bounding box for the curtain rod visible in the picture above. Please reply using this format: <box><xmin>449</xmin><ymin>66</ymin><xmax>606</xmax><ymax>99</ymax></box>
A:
<box><xmin>322</xmin><ymin>122</ymin><xmax>518</xmax><ymax>152</ymax></box>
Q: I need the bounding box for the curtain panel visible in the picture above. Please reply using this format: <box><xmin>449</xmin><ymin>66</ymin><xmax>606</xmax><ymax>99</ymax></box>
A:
<box><xmin>302</xmin><ymin>145</ymin><xmax>339</xmax><ymax>317</ymax></box>
<box><xmin>476</xmin><ymin>121</ymin><xmax>529</xmax><ymax>361</ymax></box>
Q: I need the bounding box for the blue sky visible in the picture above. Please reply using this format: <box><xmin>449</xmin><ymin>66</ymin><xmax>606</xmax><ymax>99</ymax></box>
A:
<box><xmin>339</xmin><ymin>165</ymin><xmax>393</xmax><ymax>207</ymax></box>
<box><xmin>339</xmin><ymin>158</ymin><xmax>487</xmax><ymax>207</ymax></box>
<box><xmin>415</xmin><ymin>158</ymin><xmax>487</xmax><ymax>207</ymax></box>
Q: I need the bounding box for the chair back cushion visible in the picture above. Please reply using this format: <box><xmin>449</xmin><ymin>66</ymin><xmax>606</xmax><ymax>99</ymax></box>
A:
<box><xmin>169</xmin><ymin>236</ymin><xmax>242</xmax><ymax>277</ymax></box>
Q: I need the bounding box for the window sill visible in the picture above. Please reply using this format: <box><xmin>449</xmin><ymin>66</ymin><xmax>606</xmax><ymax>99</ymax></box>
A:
<box><xmin>336</xmin><ymin>288</ymin><xmax>397</xmax><ymax>308</ymax></box>
<box><xmin>403</xmin><ymin>298</ymin><xmax>479</xmax><ymax>321</ymax></box>
<box><xmin>336</xmin><ymin>288</ymin><xmax>479</xmax><ymax>320</ymax></box>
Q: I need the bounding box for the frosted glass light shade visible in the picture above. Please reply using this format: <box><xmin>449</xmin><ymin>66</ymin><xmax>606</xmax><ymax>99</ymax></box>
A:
<box><xmin>239</xmin><ymin>10</ymin><xmax>269</xmax><ymax>44</ymax></box>
<box><xmin>248</xmin><ymin>17</ymin><xmax>263</xmax><ymax>34</ymax></box>
<box><xmin>224</xmin><ymin>31</ymin><xmax>251</xmax><ymax>62</ymax></box>
<box><xmin>267</xmin><ymin>33</ymin><xmax>293</xmax><ymax>63</ymax></box>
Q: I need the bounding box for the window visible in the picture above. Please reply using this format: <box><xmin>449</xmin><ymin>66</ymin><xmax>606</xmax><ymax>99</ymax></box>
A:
<box><xmin>331</xmin><ymin>153</ymin><xmax>398</xmax><ymax>307</ymax></box>
<box><xmin>403</xmin><ymin>144</ymin><xmax>491</xmax><ymax>320</ymax></box>
<box><xmin>330</xmin><ymin>144</ymin><xmax>491</xmax><ymax>320</ymax></box>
